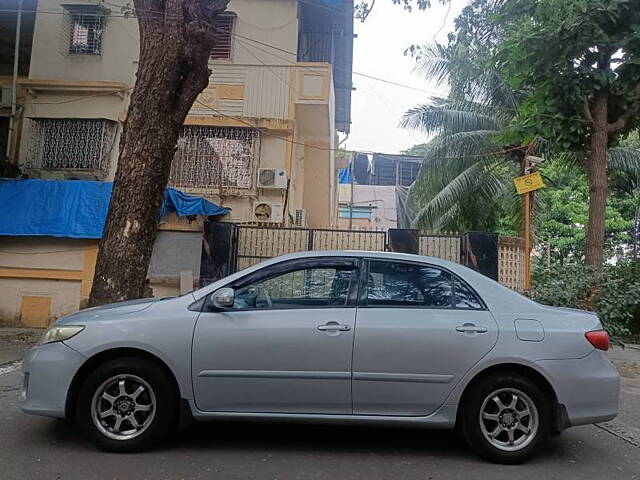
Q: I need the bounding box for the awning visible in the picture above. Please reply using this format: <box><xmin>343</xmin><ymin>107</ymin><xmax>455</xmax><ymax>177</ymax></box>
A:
<box><xmin>0</xmin><ymin>179</ymin><xmax>228</xmax><ymax>239</ymax></box>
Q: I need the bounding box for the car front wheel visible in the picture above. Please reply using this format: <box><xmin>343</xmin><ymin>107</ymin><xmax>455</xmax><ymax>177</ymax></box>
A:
<box><xmin>76</xmin><ymin>357</ymin><xmax>178</xmax><ymax>452</ymax></box>
<box><xmin>460</xmin><ymin>374</ymin><xmax>551</xmax><ymax>464</ymax></box>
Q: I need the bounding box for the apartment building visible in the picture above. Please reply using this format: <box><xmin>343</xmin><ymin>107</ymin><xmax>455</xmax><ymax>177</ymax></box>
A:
<box><xmin>0</xmin><ymin>0</ymin><xmax>354</xmax><ymax>326</ymax></box>
<box><xmin>12</xmin><ymin>0</ymin><xmax>352</xmax><ymax>227</ymax></box>
<box><xmin>336</xmin><ymin>153</ymin><xmax>422</xmax><ymax>230</ymax></box>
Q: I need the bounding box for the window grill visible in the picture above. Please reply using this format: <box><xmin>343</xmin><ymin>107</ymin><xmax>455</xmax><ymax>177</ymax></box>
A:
<box><xmin>62</xmin><ymin>5</ymin><xmax>106</xmax><ymax>56</ymax></box>
<box><xmin>27</xmin><ymin>119</ymin><xmax>116</xmax><ymax>171</ymax></box>
<box><xmin>169</xmin><ymin>126</ymin><xmax>259</xmax><ymax>193</ymax></box>
<box><xmin>211</xmin><ymin>13</ymin><xmax>235</xmax><ymax>60</ymax></box>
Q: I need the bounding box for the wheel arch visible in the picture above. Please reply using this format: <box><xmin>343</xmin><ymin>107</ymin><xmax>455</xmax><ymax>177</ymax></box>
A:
<box><xmin>65</xmin><ymin>347</ymin><xmax>181</xmax><ymax>420</ymax></box>
<box><xmin>455</xmin><ymin>363</ymin><xmax>566</xmax><ymax>433</ymax></box>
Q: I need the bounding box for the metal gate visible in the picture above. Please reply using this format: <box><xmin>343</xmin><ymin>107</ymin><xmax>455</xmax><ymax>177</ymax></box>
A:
<box><xmin>236</xmin><ymin>226</ymin><xmax>386</xmax><ymax>271</ymax></box>
<box><xmin>201</xmin><ymin>223</ymin><xmax>525</xmax><ymax>291</ymax></box>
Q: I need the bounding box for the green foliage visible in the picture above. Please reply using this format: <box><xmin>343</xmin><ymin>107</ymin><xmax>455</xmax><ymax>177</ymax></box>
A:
<box><xmin>531</xmin><ymin>262</ymin><xmax>640</xmax><ymax>335</ymax></box>
<box><xmin>536</xmin><ymin>162</ymin><xmax>635</xmax><ymax>262</ymax></box>
<box><xmin>402</xmin><ymin>0</ymin><xmax>640</xmax><ymax>261</ymax></box>
<box><xmin>493</xmin><ymin>0</ymin><xmax>640</xmax><ymax>151</ymax></box>
<box><xmin>401</xmin><ymin>38</ymin><xmax>527</xmax><ymax>232</ymax></box>
<box><xmin>354</xmin><ymin>0</ymin><xmax>436</xmax><ymax>21</ymax></box>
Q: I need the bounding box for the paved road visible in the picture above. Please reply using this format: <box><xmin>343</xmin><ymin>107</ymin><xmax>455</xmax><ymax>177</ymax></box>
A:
<box><xmin>1</xmin><ymin>340</ymin><xmax>639</xmax><ymax>479</ymax></box>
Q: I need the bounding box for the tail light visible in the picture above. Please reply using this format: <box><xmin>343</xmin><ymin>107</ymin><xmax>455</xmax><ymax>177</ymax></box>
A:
<box><xmin>585</xmin><ymin>330</ymin><xmax>609</xmax><ymax>351</ymax></box>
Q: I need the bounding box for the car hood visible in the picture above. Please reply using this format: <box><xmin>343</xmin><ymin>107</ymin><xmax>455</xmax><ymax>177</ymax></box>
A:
<box><xmin>56</xmin><ymin>297</ymin><xmax>172</xmax><ymax>324</ymax></box>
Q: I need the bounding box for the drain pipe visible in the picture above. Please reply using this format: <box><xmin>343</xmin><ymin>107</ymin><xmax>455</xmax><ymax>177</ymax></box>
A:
<box><xmin>6</xmin><ymin>0</ymin><xmax>23</xmax><ymax>161</ymax></box>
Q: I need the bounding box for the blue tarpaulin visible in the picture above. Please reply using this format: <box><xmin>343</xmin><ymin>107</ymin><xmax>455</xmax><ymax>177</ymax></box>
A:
<box><xmin>338</xmin><ymin>164</ymin><xmax>352</xmax><ymax>184</ymax></box>
<box><xmin>0</xmin><ymin>179</ymin><xmax>228</xmax><ymax>239</ymax></box>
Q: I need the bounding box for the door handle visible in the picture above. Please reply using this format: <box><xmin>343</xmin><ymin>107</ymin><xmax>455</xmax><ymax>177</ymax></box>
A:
<box><xmin>317</xmin><ymin>322</ymin><xmax>351</xmax><ymax>332</ymax></box>
<box><xmin>456</xmin><ymin>323</ymin><xmax>488</xmax><ymax>334</ymax></box>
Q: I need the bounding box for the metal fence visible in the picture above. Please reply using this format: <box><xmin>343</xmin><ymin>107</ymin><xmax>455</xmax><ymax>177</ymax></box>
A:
<box><xmin>418</xmin><ymin>232</ymin><xmax>461</xmax><ymax>263</ymax></box>
<box><xmin>232</xmin><ymin>225</ymin><xmax>526</xmax><ymax>291</ymax></box>
<box><xmin>236</xmin><ymin>226</ymin><xmax>386</xmax><ymax>271</ymax></box>
<box><xmin>498</xmin><ymin>236</ymin><xmax>526</xmax><ymax>291</ymax></box>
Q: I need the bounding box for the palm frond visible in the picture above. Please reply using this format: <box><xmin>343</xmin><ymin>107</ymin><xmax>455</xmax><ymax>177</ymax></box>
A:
<box><xmin>608</xmin><ymin>147</ymin><xmax>640</xmax><ymax>177</ymax></box>
<box><xmin>409</xmin><ymin>159</ymin><xmax>508</xmax><ymax>229</ymax></box>
<box><xmin>413</xmin><ymin>42</ymin><xmax>452</xmax><ymax>88</ymax></box>
<box><xmin>401</xmin><ymin>99</ymin><xmax>510</xmax><ymax>135</ymax></box>
<box><xmin>422</xmin><ymin>130</ymin><xmax>501</xmax><ymax>161</ymax></box>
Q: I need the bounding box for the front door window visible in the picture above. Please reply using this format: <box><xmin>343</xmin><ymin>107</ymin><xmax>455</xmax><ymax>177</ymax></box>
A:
<box><xmin>232</xmin><ymin>266</ymin><xmax>354</xmax><ymax>310</ymax></box>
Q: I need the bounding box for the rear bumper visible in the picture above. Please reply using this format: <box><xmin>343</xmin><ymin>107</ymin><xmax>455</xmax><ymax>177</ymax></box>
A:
<box><xmin>20</xmin><ymin>342</ymin><xmax>86</xmax><ymax>418</ymax></box>
<box><xmin>536</xmin><ymin>350</ymin><xmax>619</xmax><ymax>426</ymax></box>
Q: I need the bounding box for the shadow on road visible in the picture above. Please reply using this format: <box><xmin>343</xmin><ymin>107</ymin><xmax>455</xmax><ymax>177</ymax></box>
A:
<box><xmin>35</xmin><ymin>416</ymin><xmax>562</xmax><ymax>463</ymax></box>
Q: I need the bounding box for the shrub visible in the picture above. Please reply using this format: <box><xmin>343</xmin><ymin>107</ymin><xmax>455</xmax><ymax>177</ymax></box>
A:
<box><xmin>530</xmin><ymin>262</ymin><xmax>640</xmax><ymax>335</ymax></box>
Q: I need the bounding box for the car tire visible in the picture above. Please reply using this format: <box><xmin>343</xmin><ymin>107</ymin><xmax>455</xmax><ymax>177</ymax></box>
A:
<box><xmin>460</xmin><ymin>373</ymin><xmax>551</xmax><ymax>464</ymax></box>
<box><xmin>76</xmin><ymin>356</ymin><xmax>178</xmax><ymax>452</ymax></box>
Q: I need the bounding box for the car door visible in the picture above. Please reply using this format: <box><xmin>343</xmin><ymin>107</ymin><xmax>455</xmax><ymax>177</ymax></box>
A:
<box><xmin>192</xmin><ymin>257</ymin><xmax>359</xmax><ymax>414</ymax></box>
<box><xmin>352</xmin><ymin>259</ymin><xmax>498</xmax><ymax>416</ymax></box>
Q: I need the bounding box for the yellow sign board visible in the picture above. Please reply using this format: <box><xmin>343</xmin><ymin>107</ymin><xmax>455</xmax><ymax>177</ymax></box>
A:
<box><xmin>514</xmin><ymin>171</ymin><xmax>545</xmax><ymax>195</ymax></box>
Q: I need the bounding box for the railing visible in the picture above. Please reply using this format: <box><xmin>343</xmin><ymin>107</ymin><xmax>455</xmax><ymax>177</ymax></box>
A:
<box><xmin>232</xmin><ymin>225</ymin><xmax>526</xmax><ymax>291</ymax></box>
<box><xmin>236</xmin><ymin>226</ymin><xmax>385</xmax><ymax>271</ymax></box>
<box><xmin>190</xmin><ymin>63</ymin><xmax>333</xmax><ymax>123</ymax></box>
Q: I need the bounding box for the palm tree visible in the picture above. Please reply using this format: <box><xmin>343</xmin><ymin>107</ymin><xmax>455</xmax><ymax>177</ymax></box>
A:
<box><xmin>401</xmin><ymin>42</ymin><xmax>526</xmax><ymax>232</ymax></box>
<box><xmin>402</xmin><ymin>43</ymin><xmax>640</xmax><ymax>240</ymax></box>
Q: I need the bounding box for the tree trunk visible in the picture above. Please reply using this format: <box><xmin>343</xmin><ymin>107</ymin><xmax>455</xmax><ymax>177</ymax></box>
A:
<box><xmin>584</xmin><ymin>94</ymin><xmax>609</xmax><ymax>268</ymax></box>
<box><xmin>88</xmin><ymin>0</ymin><xmax>229</xmax><ymax>307</ymax></box>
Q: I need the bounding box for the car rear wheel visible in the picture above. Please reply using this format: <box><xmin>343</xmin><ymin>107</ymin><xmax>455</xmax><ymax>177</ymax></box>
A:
<box><xmin>460</xmin><ymin>374</ymin><xmax>551</xmax><ymax>464</ymax></box>
<box><xmin>76</xmin><ymin>357</ymin><xmax>178</xmax><ymax>452</ymax></box>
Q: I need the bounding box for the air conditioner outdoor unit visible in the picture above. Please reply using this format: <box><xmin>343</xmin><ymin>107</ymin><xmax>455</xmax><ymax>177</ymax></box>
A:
<box><xmin>1</xmin><ymin>86</ymin><xmax>14</xmax><ymax>107</ymax></box>
<box><xmin>253</xmin><ymin>202</ymin><xmax>284</xmax><ymax>223</ymax></box>
<box><xmin>257</xmin><ymin>168</ymin><xmax>288</xmax><ymax>189</ymax></box>
<box><xmin>293</xmin><ymin>208</ymin><xmax>307</xmax><ymax>227</ymax></box>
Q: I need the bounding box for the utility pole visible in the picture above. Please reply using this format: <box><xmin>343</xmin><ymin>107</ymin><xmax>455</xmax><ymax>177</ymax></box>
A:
<box><xmin>513</xmin><ymin>145</ymin><xmax>543</xmax><ymax>292</ymax></box>
<box><xmin>6</xmin><ymin>0</ymin><xmax>23</xmax><ymax>161</ymax></box>
<box><xmin>524</xmin><ymin>187</ymin><xmax>532</xmax><ymax>290</ymax></box>
<box><xmin>521</xmin><ymin>152</ymin><xmax>533</xmax><ymax>291</ymax></box>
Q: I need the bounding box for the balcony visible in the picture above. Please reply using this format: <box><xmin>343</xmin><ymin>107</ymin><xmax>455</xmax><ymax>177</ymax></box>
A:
<box><xmin>189</xmin><ymin>62</ymin><xmax>334</xmax><ymax>136</ymax></box>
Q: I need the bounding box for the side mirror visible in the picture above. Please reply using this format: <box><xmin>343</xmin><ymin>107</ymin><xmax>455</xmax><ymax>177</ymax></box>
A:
<box><xmin>208</xmin><ymin>287</ymin><xmax>235</xmax><ymax>309</ymax></box>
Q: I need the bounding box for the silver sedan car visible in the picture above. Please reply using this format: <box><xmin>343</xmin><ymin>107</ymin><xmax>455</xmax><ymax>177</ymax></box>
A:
<box><xmin>20</xmin><ymin>251</ymin><xmax>619</xmax><ymax>463</ymax></box>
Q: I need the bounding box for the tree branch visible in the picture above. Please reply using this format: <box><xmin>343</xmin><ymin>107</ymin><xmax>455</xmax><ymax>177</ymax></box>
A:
<box><xmin>584</xmin><ymin>97</ymin><xmax>594</xmax><ymax>124</ymax></box>
<box><xmin>608</xmin><ymin>84</ymin><xmax>640</xmax><ymax>134</ymax></box>
<box><xmin>172</xmin><ymin>0</ymin><xmax>230</xmax><ymax>116</ymax></box>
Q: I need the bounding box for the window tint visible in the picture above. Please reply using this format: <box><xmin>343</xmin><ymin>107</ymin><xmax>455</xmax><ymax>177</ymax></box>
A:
<box><xmin>367</xmin><ymin>261</ymin><xmax>453</xmax><ymax>308</ymax></box>
<box><xmin>232</xmin><ymin>267</ymin><xmax>353</xmax><ymax>310</ymax></box>
<box><xmin>454</xmin><ymin>279</ymin><xmax>483</xmax><ymax>309</ymax></box>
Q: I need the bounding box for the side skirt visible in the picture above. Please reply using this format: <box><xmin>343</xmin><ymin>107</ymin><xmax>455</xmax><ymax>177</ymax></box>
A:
<box><xmin>184</xmin><ymin>401</ymin><xmax>458</xmax><ymax>429</ymax></box>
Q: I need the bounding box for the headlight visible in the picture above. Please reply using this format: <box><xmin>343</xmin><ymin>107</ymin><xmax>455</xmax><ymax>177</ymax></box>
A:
<box><xmin>39</xmin><ymin>325</ymin><xmax>85</xmax><ymax>345</ymax></box>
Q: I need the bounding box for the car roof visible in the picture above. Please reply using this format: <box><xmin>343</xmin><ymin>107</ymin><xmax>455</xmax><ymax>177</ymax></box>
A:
<box><xmin>261</xmin><ymin>250</ymin><xmax>456</xmax><ymax>268</ymax></box>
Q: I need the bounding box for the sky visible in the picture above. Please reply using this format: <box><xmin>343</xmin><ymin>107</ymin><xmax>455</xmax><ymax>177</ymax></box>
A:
<box><xmin>344</xmin><ymin>0</ymin><xmax>466</xmax><ymax>155</ymax></box>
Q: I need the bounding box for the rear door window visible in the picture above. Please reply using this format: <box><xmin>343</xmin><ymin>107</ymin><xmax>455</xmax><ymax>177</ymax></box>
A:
<box><xmin>367</xmin><ymin>261</ymin><xmax>453</xmax><ymax>308</ymax></box>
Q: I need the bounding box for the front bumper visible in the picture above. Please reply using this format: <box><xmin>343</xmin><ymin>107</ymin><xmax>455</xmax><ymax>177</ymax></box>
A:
<box><xmin>20</xmin><ymin>342</ymin><xmax>86</xmax><ymax>418</ymax></box>
<box><xmin>537</xmin><ymin>349</ymin><xmax>620</xmax><ymax>426</ymax></box>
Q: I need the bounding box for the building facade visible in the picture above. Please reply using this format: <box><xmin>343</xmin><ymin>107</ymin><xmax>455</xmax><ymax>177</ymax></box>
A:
<box><xmin>15</xmin><ymin>0</ymin><xmax>353</xmax><ymax>227</ymax></box>
<box><xmin>0</xmin><ymin>0</ymin><xmax>354</xmax><ymax>326</ymax></box>
<box><xmin>336</xmin><ymin>153</ymin><xmax>422</xmax><ymax>230</ymax></box>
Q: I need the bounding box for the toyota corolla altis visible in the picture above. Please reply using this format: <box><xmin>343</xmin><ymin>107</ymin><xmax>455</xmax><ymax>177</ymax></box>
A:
<box><xmin>21</xmin><ymin>251</ymin><xmax>619</xmax><ymax>463</ymax></box>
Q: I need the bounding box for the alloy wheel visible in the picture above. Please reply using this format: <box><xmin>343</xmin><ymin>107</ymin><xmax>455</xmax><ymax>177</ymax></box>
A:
<box><xmin>478</xmin><ymin>387</ymin><xmax>539</xmax><ymax>452</ymax></box>
<box><xmin>90</xmin><ymin>374</ymin><xmax>156</xmax><ymax>441</ymax></box>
